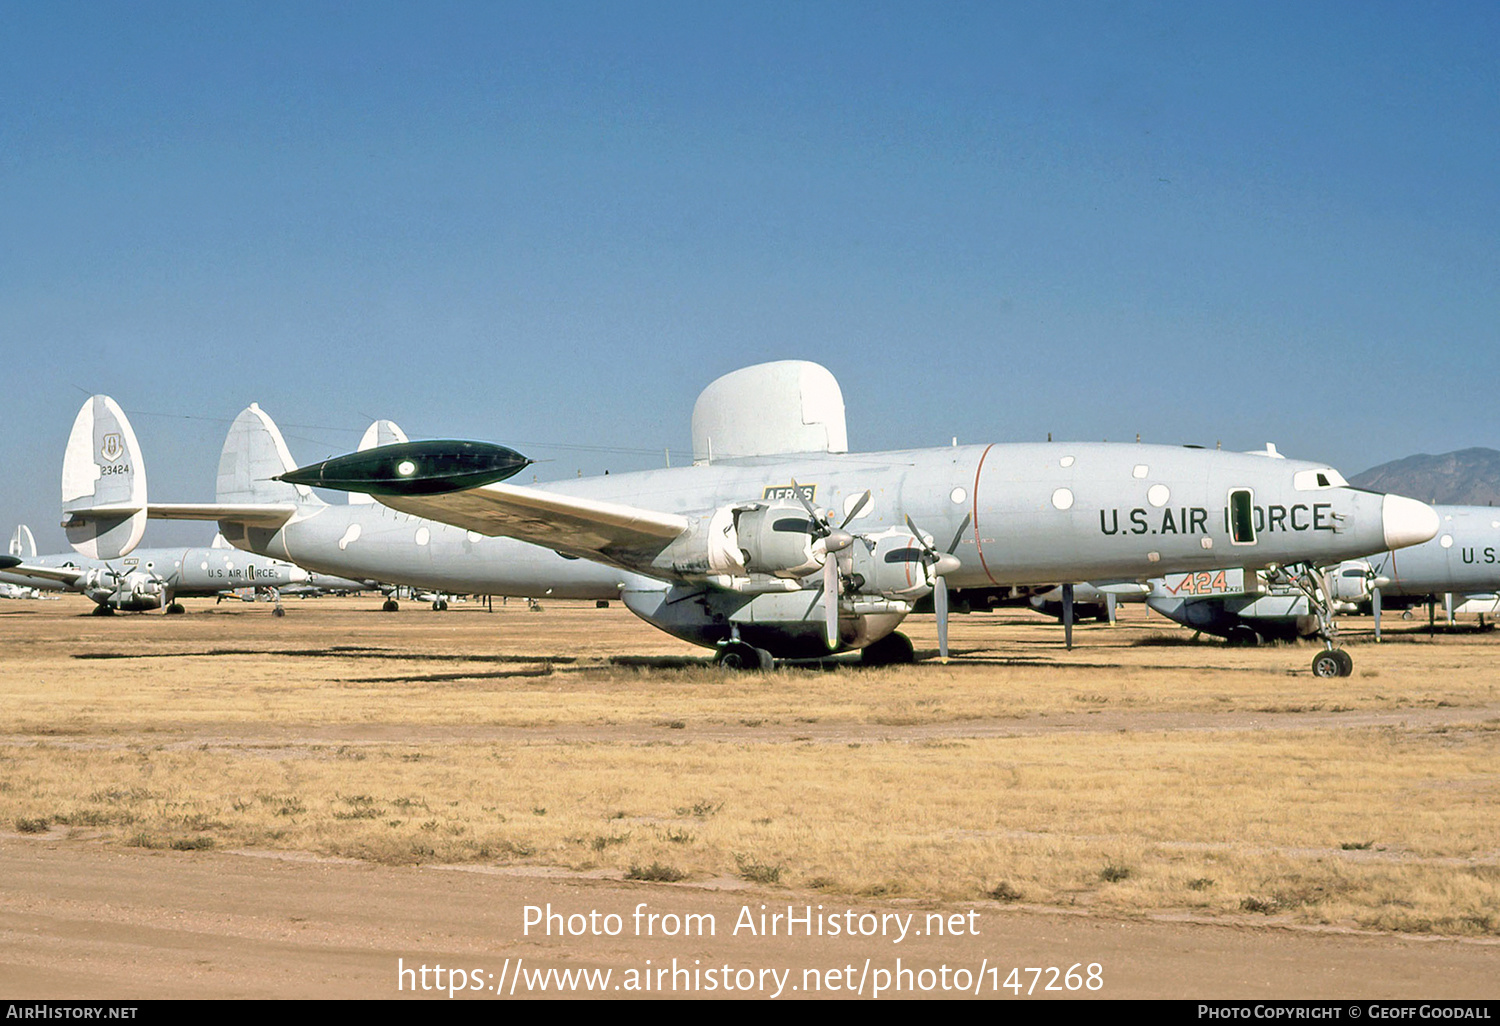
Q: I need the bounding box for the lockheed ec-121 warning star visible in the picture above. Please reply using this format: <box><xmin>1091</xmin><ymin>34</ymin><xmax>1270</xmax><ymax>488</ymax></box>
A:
<box><xmin>65</xmin><ymin>363</ymin><xmax>1439</xmax><ymax>671</ymax></box>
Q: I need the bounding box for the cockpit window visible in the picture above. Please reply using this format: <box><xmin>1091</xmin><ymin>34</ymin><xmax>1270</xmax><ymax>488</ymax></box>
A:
<box><xmin>1293</xmin><ymin>468</ymin><xmax>1348</xmax><ymax>490</ymax></box>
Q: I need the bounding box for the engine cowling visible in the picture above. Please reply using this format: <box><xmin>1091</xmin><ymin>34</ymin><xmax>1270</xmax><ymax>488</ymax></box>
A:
<box><xmin>1329</xmin><ymin>560</ymin><xmax>1373</xmax><ymax>603</ymax></box>
<box><xmin>733</xmin><ymin>501</ymin><xmax>824</xmax><ymax>579</ymax></box>
<box><xmin>843</xmin><ymin>528</ymin><xmax>934</xmax><ymax>601</ymax></box>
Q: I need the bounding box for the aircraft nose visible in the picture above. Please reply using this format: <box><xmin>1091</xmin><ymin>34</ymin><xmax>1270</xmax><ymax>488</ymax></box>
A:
<box><xmin>1381</xmin><ymin>493</ymin><xmax>1440</xmax><ymax>550</ymax></box>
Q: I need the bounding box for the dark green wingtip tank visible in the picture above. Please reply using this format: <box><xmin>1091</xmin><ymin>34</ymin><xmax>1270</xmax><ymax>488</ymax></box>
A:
<box><xmin>0</xmin><ymin>555</ymin><xmax>19</xmax><ymax>570</ymax></box>
<box><xmin>276</xmin><ymin>440</ymin><xmax>532</xmax><ymax>496</ymax></box>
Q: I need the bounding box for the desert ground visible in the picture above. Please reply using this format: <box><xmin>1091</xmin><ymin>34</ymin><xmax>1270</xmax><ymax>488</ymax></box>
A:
<box><xmin>0</xmin><ymin>593</ymin><xmax>1496</xmax><ymax>999</ymax></box>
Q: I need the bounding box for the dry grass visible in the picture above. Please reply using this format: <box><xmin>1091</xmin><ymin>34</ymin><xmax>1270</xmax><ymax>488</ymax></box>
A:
<box><xmin>1</xmin><ymin>594</ymin><xmax>1498</xmax><ymax>937</ymax></box>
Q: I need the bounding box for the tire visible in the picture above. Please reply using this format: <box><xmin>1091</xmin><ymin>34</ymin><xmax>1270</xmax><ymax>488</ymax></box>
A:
<box><xmin>382</xmin><ymin>599</ymin><xmax>399</xmax><ymax>612</ymax></box>
<box><xmin>1332</xmin><ymin>648</ymin><xmax>1353</xmax><ymax>677</ymax></box>
<box><xmin>715</xmin><ymin>642</ymin><xmax>762</xmax><ymax>671</ymax></box>
<box><xmin>860</xmin><ymin>631</ymin><xmax>915</xmax><ymax>666</ymax></box>
<box><xmin>1311</xmin><ymin>650</ymin><xmax>1343</xmax><ymax>678</ymax></box>
<box><xmin>272</xmin><ymin>606</ymin><xmax>285</xmax><ymax>618</ymax></box>
<box><xmin>1226</xmin><ymin>625</ymin><xmax>1262</xmax><ymax>647</ymax></box>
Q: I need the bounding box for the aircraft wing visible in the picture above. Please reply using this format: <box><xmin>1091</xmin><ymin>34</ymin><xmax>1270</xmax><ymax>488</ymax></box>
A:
<box><xmin>376</xmin><ymin>483</ymin><xmax>690</xmax><ymax>559</ymax></box>
<box><xmin>2</xmin><ymin>562</ymin><xmax>87</xmax><ymax>587</ymax></box>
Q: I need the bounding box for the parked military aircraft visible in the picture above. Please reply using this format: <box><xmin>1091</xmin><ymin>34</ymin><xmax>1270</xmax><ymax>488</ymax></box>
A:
<box><xmin>64</xmin><ymin>366</ymin><xmax>1440</xmax><ymax>669</ymax></box>
<box><xmin>191</xmin><ymin>363</ymin><xmax>1438</xmax><ymax>672</ymax></box>
<box><xmin>1147</xmin><ymin>504</ymin><xmax>1500</xmax><ymax>649</ymax></box>
<box><xmin>0</xmin><ymin>526</ymin><xmax>310</xmax><ymax>614</ymax></box>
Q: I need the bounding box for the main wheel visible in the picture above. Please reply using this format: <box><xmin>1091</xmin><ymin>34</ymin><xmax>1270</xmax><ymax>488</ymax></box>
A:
<box><xmin>166</xmin><ymin>603</ymin><xmax>186</xmax><ymax>615</ymax></box>
<box><xmin>860</xmin><ymin>631</ymin><xmax>916</xmax><ymax>666</ymax></box>
<box><xmin>1226</xmin><ymin>625</ymin><xmax>1262</xmax><ymax>647</ymax></box>
<box><xmin>715</xmin><ymin>642</ymin><xmax>764</xmax><ymax>671</ymax></box>
<box><xmin>1311</xmin><ymin>650</ymin><xmax>1344</xmax><ymax>678</ymax></box>
<box><xmin>272</xmin><ymin>606</ymin><xmax>286</xmax><ymax>618</ymax></box>
<box><xmin>382</xmin><ymin>599</ymin><xmax>399</xmax><ymax>612</ymax></box>
<box><xmin>1332</xmin><ymin>648</ymin><xmax>1353</xmax><ymax>677</ymax></box>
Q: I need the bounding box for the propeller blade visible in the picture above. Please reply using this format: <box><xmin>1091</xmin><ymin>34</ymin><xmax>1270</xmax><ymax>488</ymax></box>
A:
<box><xmin>945</xmin><ymin>513</ymin><xmax>972</xmax><ymax>555</ymax></box>
<box><xmin>935</xmin><ymin>575</ymin><xmax>950</xmax><ymax>662</ymax></box>
<box><xmin>789</xmin><ymin>479</ymin><xmax>823</xmax><ymax>530</ymax></box>
<box><xmin>1371</xmin><ymin>587</ymin><xmax>1382</xmax><ymax>642</ymax></box>
<box><xmin>1062</xmin><ymin>582</ymin><xmax>1075</xmax><ymax>650</ymax></box>
<box><xmin>904</xmin><ymin>514</ymin><xmax>925</xmax><ymax>548</ymax></box>
<box><xmin>823</xmin><ymin>556</ymin><xmax>839</xmax><ymax>650</ymax></box>
<box><xmin>839</xmin><ymin>490</ymin><xmax>872</xmax><ymax>529</ymax></box>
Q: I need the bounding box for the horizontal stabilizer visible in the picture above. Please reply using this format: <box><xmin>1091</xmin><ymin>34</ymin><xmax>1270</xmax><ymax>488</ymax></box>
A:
<box><xmin>146</xmin><ymin>503</ymin><xmax>298</xmax><ymax>528</ymax></box>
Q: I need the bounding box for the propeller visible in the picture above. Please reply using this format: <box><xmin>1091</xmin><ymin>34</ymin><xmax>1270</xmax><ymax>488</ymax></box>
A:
<box><xmin>1363</xmin><ymin>565</ymin><xmax>1391</xmax><ymax>642</ymax></box>
<box><xmin>904</xmin><ymin>513</ymin><xmax>968</xmax><ymax>662</ymax></box>
<box><xmin>790</xmin><ymin>480</ymin><xmax>868</xmax><ymax>650</ymax></box>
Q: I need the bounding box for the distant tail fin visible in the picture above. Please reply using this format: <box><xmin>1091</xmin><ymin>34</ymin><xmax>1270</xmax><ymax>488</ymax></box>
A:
<box><xmin>61</xmin><ymin>395</ymin><xmax>147</xmax><ymax>559</ymax></box>
<box><xmin>348</xmin><ymin>419</ymin><xmax>410</xmax><ymax>505</ymax></box>
<box><xmin>216</xmin><ymin>404</ymin><xmax>326</xmax><ymax>509</ymax></box>
<box><xmin>8</xmin><ymin>524</ymin><xmax>36</xmax><ymax>559</ymax></box>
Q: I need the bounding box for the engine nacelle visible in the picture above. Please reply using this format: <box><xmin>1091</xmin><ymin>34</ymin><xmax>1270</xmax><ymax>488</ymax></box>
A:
<box><xmin>844</xmin><ymin>529</ymin><xmax>933</xmax><ymax>601</ymax></box>
<box><xmin>733</xmin><ymin>501</ymin><xmax>823</xmax><ymax>579</ymax></box>
<box><xmin>1328</xmin><ymin>560</ymin><xmax>1373</xmax><ymax>603</ymax></box>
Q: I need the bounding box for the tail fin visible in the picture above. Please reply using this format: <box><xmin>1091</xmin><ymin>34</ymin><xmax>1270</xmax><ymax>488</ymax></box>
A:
<box><xmin>61</xmin><ymin>395</ymin><xmax>147</xmax><ymax>559</ymax></box>
<box><xmin>348</xmin><ymin>419</ymin><xmax>410</xmax><ymax>505</ymax></box>
<box><xmin>215</xmin><ymin>404</ymin><xmax>326</xmax><ymax>509</ymax></box>
<box><xmin>8</xmin><ymin>524</ymin><xmax>36</xmax><ymax>559</ymax></box>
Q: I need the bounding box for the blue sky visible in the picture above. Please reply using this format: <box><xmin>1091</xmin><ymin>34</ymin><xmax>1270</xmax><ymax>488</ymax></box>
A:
<box><xmin>3</xmin><ymin>1</ymin><xmax>1497</xmax><ymax>550</ymax></box>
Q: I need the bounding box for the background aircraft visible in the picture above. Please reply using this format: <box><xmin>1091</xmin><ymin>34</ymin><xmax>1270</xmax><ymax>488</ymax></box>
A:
<box><xmin>0</xmin><ymin>525</ymin><xmax>310</xmax><ymax>614</ymax></box>
<box><xmin>245</xmin><ymin>362</ymin><xmax>1439</xmax><ymax>673</ymax></box>
<box><xmin>1145</xmin><ymin>504</ymin><xmax>1500</xmax><ymax>644</ymax></box>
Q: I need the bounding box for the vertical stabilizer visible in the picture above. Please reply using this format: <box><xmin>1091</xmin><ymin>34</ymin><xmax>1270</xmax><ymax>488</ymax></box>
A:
<box><xmin>349</xmin><ymin>420</ymin><xmax>410</xmax><ymax>504</ymax></box>
<box><xmin>62</xmin><ymin>395</ymin><xmax>147</xmax><ymax>559</ymax></box>
<box><xmin>216</xmin><ymin>404</ymin><xmax>326</xmax><ymax>508</ymax></box>
<box><xmin>8</xmin><ymin>525</ymin><xmax>37</xmax><ymax>559</ymax></box>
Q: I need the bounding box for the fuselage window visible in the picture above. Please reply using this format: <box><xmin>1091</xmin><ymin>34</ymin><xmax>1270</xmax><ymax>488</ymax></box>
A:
<box><xmin>1229</xmin><ymin>489</ymin><xmax>1256</xmax><ymax>545</ymax></box>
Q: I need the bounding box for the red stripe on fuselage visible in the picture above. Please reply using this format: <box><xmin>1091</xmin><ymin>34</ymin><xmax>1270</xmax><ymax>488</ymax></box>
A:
<box><xmin>973</xmin><ymin>444</ymin><xmax>997</xmax><ymax>585</ymax></box>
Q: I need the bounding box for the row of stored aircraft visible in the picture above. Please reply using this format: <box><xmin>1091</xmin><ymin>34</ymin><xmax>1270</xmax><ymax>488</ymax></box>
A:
<box><xmin>0</xmin><ymin>522</ymin><xmax>370</xmax><ymax>613</ymax></box>
<box><xmin>51</xmin><ymin>361</ymin><xmax>1451</xmax><ymax>676</ymax></box>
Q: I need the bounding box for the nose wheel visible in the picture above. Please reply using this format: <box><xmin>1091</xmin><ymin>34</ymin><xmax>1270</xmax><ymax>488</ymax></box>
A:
<box><xmin>1311</xmin><ymin>648</ymin><xmax>1353</xmax><ymax>678</ymax></box>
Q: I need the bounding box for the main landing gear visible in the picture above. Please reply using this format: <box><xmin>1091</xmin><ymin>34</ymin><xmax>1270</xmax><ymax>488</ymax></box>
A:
<box><xmin>1274</xmin><ymin>563</ymin><xmax>1354</xmax><ymax>678</ymax></box>
<box><xmin>714</xmin><ymin>640</ymin><xmax>774</xmax><ymax>671</ymax></box>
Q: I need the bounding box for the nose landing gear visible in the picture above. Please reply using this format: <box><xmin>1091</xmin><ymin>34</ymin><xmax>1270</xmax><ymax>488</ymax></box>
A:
<box><xmin>1273</xmin><ymin>563</ymin><xmax>1355</xmax><ymax>678</ymax></box>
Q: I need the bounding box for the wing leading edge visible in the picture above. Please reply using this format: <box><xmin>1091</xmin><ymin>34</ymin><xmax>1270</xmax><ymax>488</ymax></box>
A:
<box><xmin>376</xmin><ymin>483</ymin><xmax>689</xmax><ymax>561</ymax></box>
